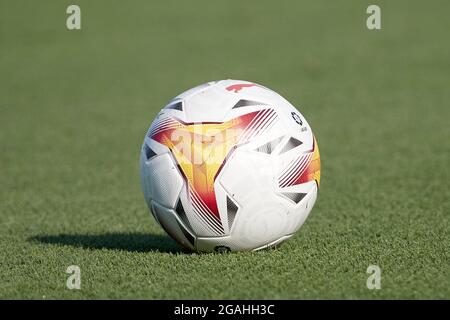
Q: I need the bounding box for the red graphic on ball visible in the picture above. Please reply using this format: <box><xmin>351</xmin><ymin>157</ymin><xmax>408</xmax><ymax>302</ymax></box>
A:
<box><xmin>226</xmin><ymin>83</ymin><xmax>256</xmax><ymax>93</ymax></box>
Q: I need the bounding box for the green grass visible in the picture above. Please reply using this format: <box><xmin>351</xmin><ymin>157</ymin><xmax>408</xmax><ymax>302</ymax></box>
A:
<box><xmin>1</xmin><ymin>0</ymin><xmax>449</xmax><ymax>299</ymax></box>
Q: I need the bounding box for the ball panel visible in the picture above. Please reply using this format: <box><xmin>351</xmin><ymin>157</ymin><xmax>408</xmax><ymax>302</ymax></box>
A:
<box><xmin>183</xmin><ymin>84</ymin><xmax>237</xmax><ymax>122</ymax></box>
<box><xmin>252</xmin><ymin>234</ymin><xmax>293</xmax><ymax>251</ymax></box>
<box><xmin>177</xmin><ymin>186</ymin><xmax>224</xmax><ymax>238</ymax></box>
<box><xmin>142</xmin><ymin>153</ymin><xmax>183</xmax><ymax>209</ymax></box>
<box><xmin>284</xmin><ymin>183</ymin><xmax>318</xmax><ymax>235</ymax></box>
<box><xmin>196</xmin><ymin>232</ymin><xmax>293</xmax><ymax>252</ymax></box>
<box><xmin>151</xmin><ymin>201</ymin><xmax>196</xmax><ymax>250</ymax></box>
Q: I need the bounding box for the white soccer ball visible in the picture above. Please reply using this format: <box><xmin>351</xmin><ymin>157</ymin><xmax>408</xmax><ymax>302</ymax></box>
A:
<box><xmin>140</xmin><ymin>80</ymin><xmax>321</xmax><ymax>252</ymax></box>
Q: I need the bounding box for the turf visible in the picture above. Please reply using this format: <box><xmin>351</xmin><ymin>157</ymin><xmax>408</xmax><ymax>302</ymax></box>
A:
<box><xmin>0</xmin><ymin>0</ymin><xmax>449</xmax><ymax>299</ymax></box>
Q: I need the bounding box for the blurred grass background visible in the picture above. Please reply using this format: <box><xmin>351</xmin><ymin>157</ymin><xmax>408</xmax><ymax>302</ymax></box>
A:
<box><xmin>0</xmin><ymin>0</ymin><xmax>449</xmax><ymax>298</ymax></box>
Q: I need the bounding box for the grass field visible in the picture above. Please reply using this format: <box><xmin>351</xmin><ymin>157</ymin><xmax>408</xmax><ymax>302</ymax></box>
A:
<box><xmin>1</xmin><ymin>0</ymin><xmax>449</xmax><ymax>299</ymax></box>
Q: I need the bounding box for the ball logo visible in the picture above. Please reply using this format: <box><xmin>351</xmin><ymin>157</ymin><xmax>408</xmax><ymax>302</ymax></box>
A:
<box><xmin>226</xmin><ymin>83</ymin><xmax>256</xmax><ymax>93</ymax></box>
<box><xmin>291</xmin><ymin>112</ymin><xmax>303</xmax><ymax>125</ymax></box>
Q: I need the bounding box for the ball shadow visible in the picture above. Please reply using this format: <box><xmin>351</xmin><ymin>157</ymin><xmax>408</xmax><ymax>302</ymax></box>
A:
<box><xmin>28</xmin><ymin>232</ymin><xmax>189</xmax><ymax>254</ymax></box>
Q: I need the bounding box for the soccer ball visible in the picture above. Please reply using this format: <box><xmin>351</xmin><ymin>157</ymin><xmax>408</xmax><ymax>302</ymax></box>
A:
<box><xmin>140</xmin><ymin>80</ymin><xmax>321</xmax><ymax>252</ymax></box>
